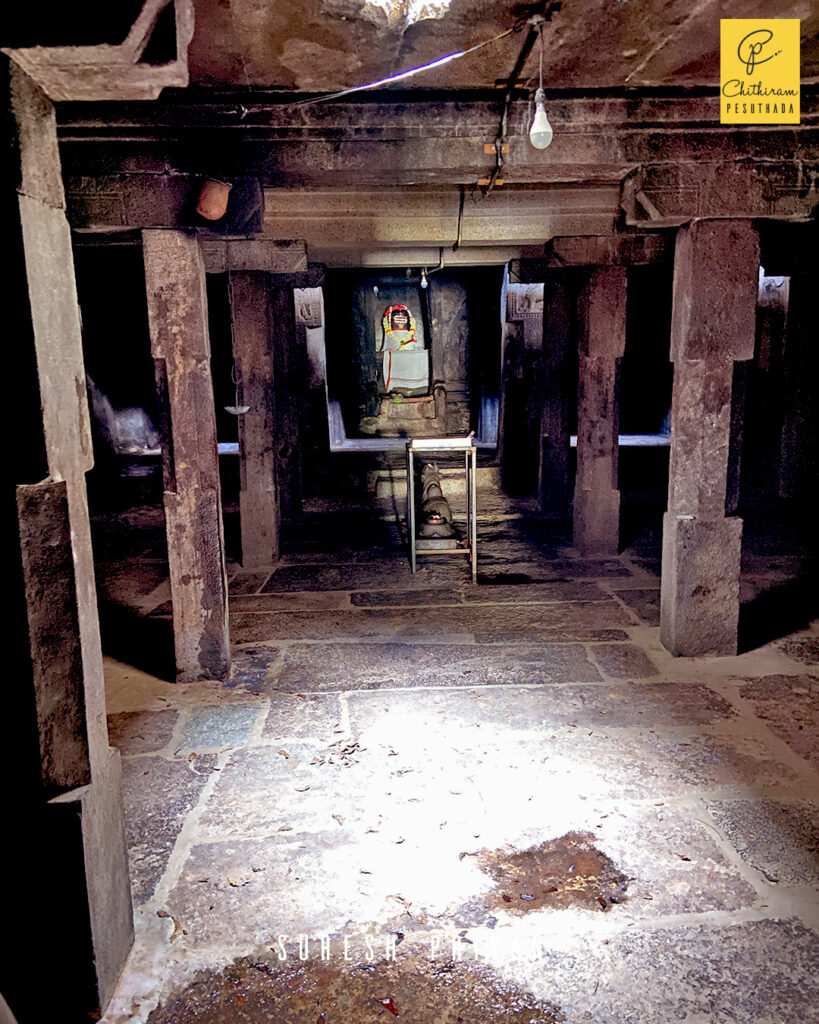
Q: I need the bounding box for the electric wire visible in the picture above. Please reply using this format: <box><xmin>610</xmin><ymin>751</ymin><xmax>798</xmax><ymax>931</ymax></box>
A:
<box><xmin>289</xmin><ymin>25</ymin><xmax>520</xmax><ymax>108</ymax></box>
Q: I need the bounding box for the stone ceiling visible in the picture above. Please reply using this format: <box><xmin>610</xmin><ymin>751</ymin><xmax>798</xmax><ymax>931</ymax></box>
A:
<box><xmin>187</xmin><ymin>0</ymin><xmax>819</xmax><ymax>92</ymax></box>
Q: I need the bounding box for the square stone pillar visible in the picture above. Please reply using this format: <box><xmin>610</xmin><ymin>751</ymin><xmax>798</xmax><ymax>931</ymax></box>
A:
<box><xmin>499</xmin><ymin>280</ymin><xmax>544</xmax><ymax>494</ymax></box>
<box><xmin>228</xmin><ymin>270</ymin><xmax>281</xmax><ymax>567</ymax></box>
<box><xmin>4</xmin><ymin>59</ymin><xmax>133</xmax><ymax>1020</ymax></box>
<box><xmin>573</xmin><ymin>267</ymin><xmax>626</xmax><ymax>555</ymax></box>
<box><xmin>270</xmin><ymin>280</ymin><xmax>303</xmax><ymax>515</ymax></box>
<box><xmin>539</xmin><ymin>271</ymin><xmax>572</xmax><ymax>517</ymax></box>
<box><xmin>660</xmin><ymin>220</ymin><xmax>759</xmax><ymax>657</ymax></box>
<box><xmin>143</xmin><ymin>230</ymin><xmax>230</xmax><ymax>682</ymax></box>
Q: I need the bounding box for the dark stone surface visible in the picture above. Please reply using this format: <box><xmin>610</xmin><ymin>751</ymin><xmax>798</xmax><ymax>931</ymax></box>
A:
<box><xmin>121</xmin><ymin>754</ymin><xmax>217</xmax><ymax>905</ymax></box>
<box><xmin>228</xmin><ymin>571</ymin><xmax>270</xmax><ymax>596</ymax></box>
<box><xmin>777</xmin><ymin>634</ymin><xmax>819</xmax><ymax>665</ymax></box>
<box><xmin>590</xmin><ymin>642</ymin><xmax>658</xmax><ymax>678</ymax></box>
<box><xmin>350</xmin><ymin>588</ymin><xmax>462</xmax><ymax>607</ymax></box>
<box><xmin>463</xmin><ymin>581</ymin><xmax>606</xmax><ymax>603</ymax></box>
<box><xmin>262</xmin><ymin>560</ymin><xmax>467</xmax><ymax>593</ymax></box>
<box><xmin>226</xmin><ymin>646</ymin><xmax>281</xmax><ymax>693</ymax></box>
<box><xmin>476</xmin><ymin>559</ymin><xmax>632</xmax><ymax>579</ymax></box>
<box><xmin>271</xmin><ymin>642</ymin><xmax>603</xmax><ymax>691</ymax></box>
<box><xmin>108</xmin><ymin>710</ymin><xmax>178</xmax><ymax>755</ymax></box>
<box><xmin>612</xmin><ymin>587</ymin><xmax>660</xmax><ymax>625</ymax></box>
<box><xmin>17</xmin><ymin>479</ymin><xmax>90</xmax><ymax>794</ymax></box>
<box><xmin>230</xmin><ymin>591</ymin><xmax>351</xmax><ymax>612</ymax></box>
<box><xmin>232</xmin><ymin>601</ymin><xmax>633</xmax><ymax>645</ymax></box>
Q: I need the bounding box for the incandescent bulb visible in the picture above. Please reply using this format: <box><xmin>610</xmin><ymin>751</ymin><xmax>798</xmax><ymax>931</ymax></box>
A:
<box><xmin>529</xmin><ymin>88</ymin><xmax>553</xmax><ymax>150</ymax></box>
<box><xmin>420</xmin><ymin>268</ymin><xmax>428</xmax><ymax>289</ymax></box>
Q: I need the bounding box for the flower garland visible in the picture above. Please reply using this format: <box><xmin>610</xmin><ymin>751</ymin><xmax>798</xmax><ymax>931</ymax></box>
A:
<box><xmin>382</xmin><ymin>304</ymin><xmax>417</xmax><ymax>348</ymax></box>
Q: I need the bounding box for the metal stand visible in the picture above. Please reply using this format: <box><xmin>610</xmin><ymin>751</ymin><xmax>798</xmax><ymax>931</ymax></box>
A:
<box><xmin>407</xmin><ymin>437</ymin><xmax>477</xmax><ymax>581</ymax></box>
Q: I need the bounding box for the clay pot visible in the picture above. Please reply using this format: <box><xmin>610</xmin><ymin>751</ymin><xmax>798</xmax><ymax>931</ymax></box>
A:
<box><xmin>196</xmin><ymin>178</ymin><xmax>232</xmax><ymax>220</ymax></box>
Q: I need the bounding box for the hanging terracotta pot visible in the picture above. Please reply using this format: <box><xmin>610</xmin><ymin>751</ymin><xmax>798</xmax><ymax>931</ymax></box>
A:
<box><xmin>196</xmin><ymin>178</ymin><xmax>232</xmax><ymax>220</ymax></box>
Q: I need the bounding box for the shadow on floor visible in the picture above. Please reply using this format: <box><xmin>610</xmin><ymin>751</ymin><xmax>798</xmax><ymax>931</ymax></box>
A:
<box><xmin>99</xmin><ymin>600</ymin><xmax>176</xmax><ymax>682</ymax></box>
<box><xmin>739</xmin><ymin>573</ymin><xmax>819</xmax><ymax>654</ymax></box>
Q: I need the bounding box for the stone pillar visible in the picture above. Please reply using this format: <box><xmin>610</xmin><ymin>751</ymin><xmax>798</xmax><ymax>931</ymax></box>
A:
<box><xmin>229</xmin><ymin>270</ymin><xmax>281</xmax><ymax>566</ymax></box>
<box><xmin>499</xmin><ymin>279</ymin><xmax>544</xmax><ymax>494</ymax></box>
<box><xmin>271</xmin><ymin>278</ymin><xmax>303</xmax><ymax>515</ymax></box>
<box><xmin>573</xmin><ymin>267</ymin><xmax>626</xmax><ymax>555</ymax></box>
<box><xmin>539</xmin><ymin>271</ymin><xmax>572</xmax><ymax>517</ymax></box>
<box><xmin>780</xmin><ymin>273</ymin><xmax>818</xmax><ymax>504</ymax></box>
<box><xmin>143</xmin><ymin>230</ymin><xmax>230</xmax><ymax>682</ymax></box>
<box><xmin>3</xmin><ymin>58</ymin><xmax>132</xmax><ymax>1020</ymax></box>
<box><xmin>660</xmin><ymin>220</ymin><xmax>759</xmax><ymax>657</ymax></box>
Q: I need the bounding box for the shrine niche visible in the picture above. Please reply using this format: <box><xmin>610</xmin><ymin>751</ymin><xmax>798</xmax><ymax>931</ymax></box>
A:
<box><xmin>321</xmin><ymin>266</ymin><xmax>503</xmax><ymax>443</ymax></box>
<box><xmin>378</xmin><ymin>303</ymin><xmax>430</xmax><ymax>397</ymax></box>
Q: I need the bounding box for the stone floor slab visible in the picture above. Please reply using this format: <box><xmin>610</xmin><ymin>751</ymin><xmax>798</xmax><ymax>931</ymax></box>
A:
<box><xmin>509</xmin><ymin>918</ymin><xmax>819</xmax><ymax>1024</ymax></box>
<box><xmin>231</xmin><ymin>601</ymin><xmax>633</xmax><ymax>645</ymax></box>
<box><xmin>707</xmin><ymin>799</ymin><xmax>819</xmax><ymax>884</ymax></box>
<box><xmin>347</xmin><ymin>682</ymin><xmax>737</xmax><ymax>732</ymax></box>
<box><xmin>108</xmin><ymin>709</ymin><xmax>178</xmax><ymax>755</ymax></box>
<box><xmin>350</xmin><ymin>588</ymin><xmax>463</xmax><ymax>607</ymax></box>
<box><xmin>610</xmin><ymin>587</ymin><xmax>661</xmax><ymax>625</ymax></box>
<box><xmin>739</xmin><ymin>674</ymin><xmax>819</xmax><ymax>771</ymax></box>
<box><xmin>179</xmin><ymin>704</ymin><xmax>261</xmax><ymax>751</ymax></box>
<box><xmin>271</xmin><ymin>642</ymin><xmax>602</xmax><ymax>691</ymax></box>
<box><xmin>589</xmin><ymin>642</ymin><xmax>658</xmax><ymax>678</ymax></box>
<box><xmin>121</xmin><ymin>754</ymin><xmax>216</xmax><ymax>905</ymax></box>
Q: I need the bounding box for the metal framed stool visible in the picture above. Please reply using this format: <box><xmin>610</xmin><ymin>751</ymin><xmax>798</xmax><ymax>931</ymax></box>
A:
<box><xmin>406</xmin><ymin>436</ymin><xmax>477</xmax><ymax>581</ymax></box>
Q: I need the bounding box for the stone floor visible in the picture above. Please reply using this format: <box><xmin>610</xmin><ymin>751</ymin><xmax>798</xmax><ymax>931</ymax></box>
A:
<box><xmin>97</xmin><ymin>496</ymin><xmax>819</xmax><ymax>1023</ymax></box>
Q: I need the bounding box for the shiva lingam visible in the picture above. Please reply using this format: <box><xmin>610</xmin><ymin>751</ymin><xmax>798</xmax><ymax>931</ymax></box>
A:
<box><xmin>418</xmin><ymin>463</ymin><xmax>455</xmax><ymax>540</ymax></box>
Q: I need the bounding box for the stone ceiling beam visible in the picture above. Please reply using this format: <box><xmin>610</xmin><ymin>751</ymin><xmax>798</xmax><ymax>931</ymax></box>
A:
<box><xmin>2</xmin><ymin>0</ymin><xmax>194</xmax><ymax>101</ymax></box>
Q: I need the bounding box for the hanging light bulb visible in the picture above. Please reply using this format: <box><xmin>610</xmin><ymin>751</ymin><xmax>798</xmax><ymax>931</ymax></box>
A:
<box><xmin>529</xmin><ymin>22</ymin><xmax>553</xmax><ymax>151</ymax></box>
<box><xmin>420</xmin><ymin>268</ymin><xmax>429</xmax><ymax>289</ymax></box>
<box><xmin>529</xmin><ymin>88</ymin><xmax>553</xmax><ymax>149</ymax></box>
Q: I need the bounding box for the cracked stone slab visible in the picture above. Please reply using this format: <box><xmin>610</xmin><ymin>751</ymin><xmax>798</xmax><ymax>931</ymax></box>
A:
<box><xmin>108</xmin><ymin>709</ymin><xmax>178</xmax><ymax>755</ymax></box>
<box><xmin>707</xmin><ymin>799</ymin><xmax>819</xmax><ymax>884</ymax></box>
<box><xmin>121</xmin><ymin>754</ymin><xmax>217</xmax><ymax>905</ymax></box>
<box><xmin>739</xmin><ymin>674</ymin><xmax>819</xmax><ymax>771</ymax></box>
<box><xmin>270</xmin><ymin>643</ymin><xmax>602</xmax><ymax>692</ymax></box>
